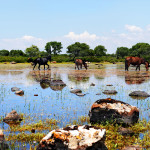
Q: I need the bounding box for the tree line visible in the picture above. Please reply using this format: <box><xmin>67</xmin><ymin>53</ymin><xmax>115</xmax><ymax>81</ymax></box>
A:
<box><xmin>0</xmin><ymin>42</ymin><xmax>150</xmax><ymax>61</ymax></box>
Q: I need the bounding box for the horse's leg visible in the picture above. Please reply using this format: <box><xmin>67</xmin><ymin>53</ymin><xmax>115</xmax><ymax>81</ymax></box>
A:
<box><xmin>44</xmin><ymin>64</ymin><xmax>45</xmax><ymax>70</ymax></box>
<box><xmin>75</xmin><ymin>64</ymin><xmax>76</xmax><ymax>70</ymax></box>
<box><xmin>125</xmin><ymin>60</ymin><xmax>129</xmax><ymax>71</ymax></box>
<box><xmin>136</xmin><ymin>65</ymin><xmax>140</xmax><ymax>71</ymax></box>
<box><xmin>33</xmin><ymin>63</ymin><xmax>37</xmax><ymax>70</ymax></box>
<box><xmin>80</xmin><ymin>64</ymin><xmax>82</xmax><ymax>69</ymax></box>
<box><xmin>38</xmin><ymin>64</ymin><xmax>40</xmax><ymax>70</ymax></box>
<box><xmin>47</xmin><ymin>63</ymin><xmax>49</xmax><ymax>70</ymax></box>
<box><xmin>77</xmin><ymin>64</ymin><xmax>80</xmax><ymax>70</ymax></box>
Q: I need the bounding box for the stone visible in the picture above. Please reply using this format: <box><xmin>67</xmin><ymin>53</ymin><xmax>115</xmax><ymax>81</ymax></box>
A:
<box><xmin>36</xmin><ymin>125</ymin><xmax>107</xmax><ymax>150</ymax></box>
<box><xmin>15</xmin><ymin>90</ymin><xmax>24</xmax><ymax>95</ymax></box>
<box><xmin>129</xmin><ymin>91</ymin><xmax>150</xmax><ymax>97</ymax></box>
<box><xmin>90</xmin><ymin>83</ymin><xmax>95</xmax><ymax>86</ymax></box>
<box><xmin>10</xmin><ymin>61</ymin><xmax>16</xmax><ymax>64</ymax></box>
<box><xmin>96</xmin><ymin>93</ymin><xmax>101</xmax><ymax>95</ymax></box>
<box><xmin>34</xmin><ymin>94</ymin><xmax>38</xmax><ymax>96</ymax></box>
<box><xmin>3</xmin><ymin>110</ymin><xmax>22</xmax><ymax>124</ymax></box>
<box><xmin>103</xmin><ymin>90</ymin><xmax>117</xmax><ymax>95</ymax></box>
<box><xmin>70</xmin><ymin>89</ymin><xmax>82</xmax><ymax>94</ymax></box>
<box><xmin>76</xmin><ymin>93</ymin><xmax>85</xmax><ymax>96</ymax></box>
<box><xmin>122</xmin><ymin>145</ymin><xmax>142</xmax><ymax>150</ymax></box>
<box><xmin>106</xmin><ymin>84</ymin><xmax>113</xmax><ymax>86</ymax></box>
<box><xmin>89</xmin><ymin>98</ymin><xmax>139</xmax><ymax>126</ymax></box>
<box><xmin>11</xmin><ymin>87</ymin><xmax>20</xmax><ymax>92</ymax></box>
<box><xmin>118</xmin><ymin>127</ymin><xmax>134</xmax><ymax>136</ymax></box>
<box><xmin>50</xmin><ymin>80</ymin><xmax>66</xmax><ymax>91</ymax></box>
<box><xmin>0</xmin><ymin>129</ymin><xmax>9</xmax><ymax>149</ymax></box>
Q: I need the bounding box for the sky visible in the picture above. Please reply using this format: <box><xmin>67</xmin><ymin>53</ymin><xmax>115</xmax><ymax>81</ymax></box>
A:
<box><xmin>0</xmin><ymin>0</ymin><xmax>150</xmax><ymax>54</ymax></box>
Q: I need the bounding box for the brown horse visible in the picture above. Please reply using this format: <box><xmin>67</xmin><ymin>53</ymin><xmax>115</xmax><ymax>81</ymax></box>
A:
<box><xmin>75</xmin><ymin>59</ymin><xmax>87</xmax><ymax>70</ymax></box>
<box><xmin>125</xmin><ymin>56</ymin><xmax>149</xmax><ymax>71</ymax></box>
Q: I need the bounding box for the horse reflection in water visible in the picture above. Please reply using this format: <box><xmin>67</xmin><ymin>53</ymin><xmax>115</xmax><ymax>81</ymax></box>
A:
<box><xmin>125</xmin><ymin>72</ymin><xmax>150</xmax><ymax>85</ymax></box>
<box><xmin>125</xmin><ymin>56</ymin><xmax>149</xmax><ymax>71</ymax></box>
<box><xmin>75</xmin><ymin>59</ymin><xmax>87</xmax><ymax>70</ymax></box>
<box><xmin>31</xmin><ymin>71</ymin><xmax>66</xmax><ymax>91</ymax></box>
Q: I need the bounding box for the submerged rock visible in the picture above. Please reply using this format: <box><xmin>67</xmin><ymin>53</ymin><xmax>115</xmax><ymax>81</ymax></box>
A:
<box><xmin>11</xmin><ymin>87</ymin><xmax>20</xmax><ymax>92</ymax></box>
<box><xmin>3</xmin><ymin>110</ymin><xmax>22</xmax><ymax>124</ymax></box>
<box><xmin>36</xmin><ymin>125</ymin><xmax>107</xmax><ymax>150</ymax></box>
<box><xmin>15</xmin><ymin>90</ymin><xmax>24</xmax><ymax>95</ymax></box>
<box><xmin>49</xmin><ymin>80</ymin><xmax>66</xmax><ymax>91</ymax></box>
<box><xmin>89</xmin><ymin>98</ymin><xmax>139</xmax><ymax>126</ymax></box>
<box><xmin>70</xmin><ymin>89</ymin><xmax>82</xmax><ymax>94</ymax></box>
<box><xmin>76</xmin><ymin>93</ymin><xmax>85</xmax><ymax>96</ymax></box>
<box><xmin>129</xmin><ymin>91</ymin><xmax>150</xmax><ymax>97</ymax></box>
<box><xmin>103</xmin><ymin>90</ymin><xmax>117</xmax><ymax>95</ymax></box>
<box><xmin>90</xmin><ymin>83</ymin><xmax>95</xmax><ymax>86</ymax></box>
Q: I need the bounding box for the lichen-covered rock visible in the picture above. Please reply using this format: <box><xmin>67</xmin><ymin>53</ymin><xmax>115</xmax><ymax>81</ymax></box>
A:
<box><xmin>3</xmin><ymin>110</ymin><xmax>22</xmax><ymax>124</ymax></box>
<box><xmin>129</xmin><ymin>91</ymin><xmax>150</xmax><ymax>97</ymax></box>
<box><xmin>89</xmin><ymin>98</ymin><xmax>139</xmax><ymax>125</ymax></box>
<box><xmin>36</xmin><ymin>125</ymin><xmax>107</xmax><ymax>150</ymax></box>
<box><xmin>103</xmin><ymin>90</ymin><xmax>117</xmax><ymax>95</ymax></box>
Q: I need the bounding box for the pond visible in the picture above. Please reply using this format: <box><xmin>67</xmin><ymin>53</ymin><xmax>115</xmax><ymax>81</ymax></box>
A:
<box><xmin>0</xmin><ymin>63</ymin><xmax>150</xmax><ymax>149</ymax></box>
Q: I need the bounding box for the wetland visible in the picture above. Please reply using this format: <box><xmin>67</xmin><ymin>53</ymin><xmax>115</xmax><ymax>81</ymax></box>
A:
<box><xmin>0</xmin><ymin>63</ymin><xmax>150</xmax><ymax>149</ymax></box>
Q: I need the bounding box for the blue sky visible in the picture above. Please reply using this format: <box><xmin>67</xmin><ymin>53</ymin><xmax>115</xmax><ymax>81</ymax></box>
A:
<box><xmin>0</xmin><ymin>0</ymin><xmax>150</xmax><ymax>53</ymax></box>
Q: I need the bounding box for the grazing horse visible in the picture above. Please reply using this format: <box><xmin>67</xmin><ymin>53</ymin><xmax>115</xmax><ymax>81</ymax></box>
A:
<box><xmin>29</xmin><ymin>55</ymin><xmax>51</xmax><ymax>70</ymax></box>
<box><xmin>125</xmin><ymin>56</ymin><xmax>149</xmax><ymax>71</ymax></box>
<box><xmin>75</xmin><ymin>59</ymin><xmax>87</xmax><ymax>70</ymax></box>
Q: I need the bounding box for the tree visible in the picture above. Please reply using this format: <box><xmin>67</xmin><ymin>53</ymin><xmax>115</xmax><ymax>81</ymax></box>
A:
<box><xmin>67</xmin><ymin>42</ymin><xmax>90</xmax><ymax>57</ymax></box>
<box><xmin>129</xmin><ymin>43</ymin><xmax>150</xmax><ymax>57</ymax></box>
<box><xmin>9</xmin><ymin>50</ymin><xmax>25</xmax><ymax>56</ymax></box>
<box><xmin>116</xmin><ymin>47</ymin><xmax>129</xmax><ymax>58</ymax></box>
<box><xmin>0</xmin><ymin>50</ymin><xmax>9</xmax><ymax>56</ymax></box>
<box><xmin>45</xmin><ymin>41</ymin><xmax>62</xmax><ymax>55</ymax></box>
<box><xmin>25</xmin><ymin>45</ymin><xmax>40</xmax><ymax>57</ymax></box>
<box><xmin>94</xmin><ymin>45</ymin><xmax>107</xmax><ymax>56</ymax></box>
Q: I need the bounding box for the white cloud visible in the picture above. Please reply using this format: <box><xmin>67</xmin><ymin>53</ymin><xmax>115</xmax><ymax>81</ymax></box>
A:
<box><xmin>125</xmin><ymin>24</ymin><xmax>143</xmax><ymax>32</ymax></box>
<box><xmin>64</xmin><ymin>31</ymin><xmax>99</xmax><ymax>40</ymax></box>
<box><xmin>146</xmin><ymin>24</ymin><xmax>150</xmax><ymax>31</ymax></box>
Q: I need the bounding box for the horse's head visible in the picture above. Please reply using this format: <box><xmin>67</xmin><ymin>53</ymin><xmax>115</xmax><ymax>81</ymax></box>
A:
<box><xmin>82</xmin><ymin>60</ymin><xmax>88</xmax><ymax>70</ymax></box>
<box><xmin>145</xmin><ymin>61</ymin><xmax>149</xmax><ymax>71</ymax></box>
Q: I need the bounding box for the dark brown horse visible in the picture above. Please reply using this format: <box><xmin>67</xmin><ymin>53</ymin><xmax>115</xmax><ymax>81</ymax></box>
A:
<box><xmin>75</xmin><ymin>59</ymin><xmax>87</xmax><ymax>70</ymax></box>
<box><xmin>125</xmin><ymin>56</ymin><xmax>149</xmax><ymax>71</ymax></box>
<box><xmin>28</xmin><ymin>55</ymin><xmax>51</xmax><ymax>70</ymax></box>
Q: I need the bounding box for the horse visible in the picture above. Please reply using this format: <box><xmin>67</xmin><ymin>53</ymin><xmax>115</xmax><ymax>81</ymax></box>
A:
<box><xmin>28</xmin><ymin>55</ymin><xmax>51</xmax><ymax>70</ymax></box>
<box><xmin>75</xmin><ymin>59</ymin><xmax>87</xmax><ymax>70</ymax></box>
<box><xmin>125</xmin><ymin>56</ymin><xmax>149</xmax><ymax>71</ymax></box>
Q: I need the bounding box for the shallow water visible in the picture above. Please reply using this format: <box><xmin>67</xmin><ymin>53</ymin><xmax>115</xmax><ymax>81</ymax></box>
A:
<box><xmin>0</xmin><ymin>63</ymin><xmax>150</xmax><ymax>149</ymax></box>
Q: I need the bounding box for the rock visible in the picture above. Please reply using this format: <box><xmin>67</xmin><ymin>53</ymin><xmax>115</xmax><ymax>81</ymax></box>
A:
<box><xmin>70</xmin><ymin>89</ymin><xmax>82</xmax><ymax>94</ymax></box>
<box><xmin>11</xmin><ymin>87</ymin><xmax>20</xmax><ymax>92</ymax></box>
<box><xmin>129</xmin><ymin>91</ymin><xmax>150</xmax><ymax>97</ymax></box>
<box><xmin>34</xmin><ymin>94</ymin><xmax>38</xmax><ymax>96</ymax></box>
<box><xmin>31</xmin><ymin>128</ymin><xmax>35</xmax><ymax>133</ymax></box>
<box><xmin>10</xmin><ymin>61</ymin><xmax>16</xmax><ymax>64</ymax></box>
<box><xmin>106</xmin><ymin>84</ymin><xmax>113</xmax><ymax>86</ymax></box>
<box><xmin>122</xmin><ymin>145</ymin><xmax>142</xmax><ymax>150</ymax></box>
<box><xmin>76</xmin><ymin>93</ymin><xmax>85</xmax><ymax>96</ymax></box>
<box><xmin>96</xmin><ymin>93</ymin><xmax>101</xmax><ymax>95</ymax></box>
<box><xmin>118</xmin><ymin>127</ymin><xmax>134</xmax><ymax>136</ymax></box>
<box><xmin>0</xmin><ymin>129</ymin><xmax>9</xmax><ymax>149</ymax></box>
<box><xmin>50</xmin><ymin>80</ymin><xmax>66</xmax><ymax>91</ymax></box>
<box><xmin>36</xmin><ymin>125</ymin><xmax>107</xmax><ymax>150</ymax></box>
<box><xmin>89</xmin><ymin>98</ymin><xmax>139</xmax><ymax>126</ymax></box>
<box><xmin>103</xmin><ymin>90</ymin><xmax>117</xmax><ymax>95</ymax></box>
<box><xmin>90</xmin><ymin>83</ymin><xmax>95</xmax><ymax>86</ymax></box>
<box><xmin>15</xmin><ymin>90</ymin><xmax>24</xmax><ymax>95</ymax></box>
<box><xmin>3</xmin><ymin>110</ymin><xmax>22</xmax><ymax>124</ymax></box>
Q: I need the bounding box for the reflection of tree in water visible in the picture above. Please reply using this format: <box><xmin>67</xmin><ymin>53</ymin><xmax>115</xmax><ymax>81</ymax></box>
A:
<box><xmin>125</xmin><ymin>72</ymin><xmax>150</xmax><ymax>85</ymax></box>
<box><xmin>28</xmin><ymin>71</ymin><xmax>66</xmax><ymax>91</ymax></box>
